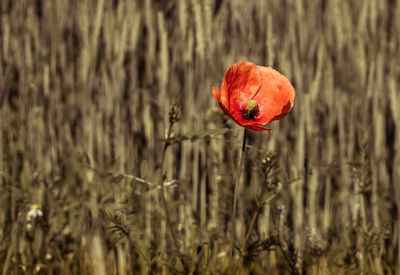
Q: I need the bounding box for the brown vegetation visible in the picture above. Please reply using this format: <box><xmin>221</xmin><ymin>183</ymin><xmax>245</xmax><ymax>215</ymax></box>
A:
<box><xmin>0</xmin><ymin>0</ymin><xmax>399</xmax><ymax>274</ymax></box>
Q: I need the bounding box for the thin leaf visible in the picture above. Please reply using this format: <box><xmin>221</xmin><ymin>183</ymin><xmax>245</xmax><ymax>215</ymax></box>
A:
<box><xmin>160</xmin><ymin>128</ymin><xmax>230</xmax><ymax>145</ymax></box>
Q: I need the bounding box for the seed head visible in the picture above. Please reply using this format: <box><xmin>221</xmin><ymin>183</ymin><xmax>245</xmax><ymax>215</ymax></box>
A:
<box><xmin>169</xmin><ymin>102</ymin><xmax>181</xmax><ymax>125</ymax></box>
<box><xmin>243</xmin><ymin>99</ymin><xmax>259</xmax><ymax>119</ymax></box>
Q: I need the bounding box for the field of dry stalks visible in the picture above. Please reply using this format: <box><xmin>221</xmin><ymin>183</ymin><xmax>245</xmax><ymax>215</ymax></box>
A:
<box><xmin>0</xmin><ymin>0</ymin><xmax>399</xmax><ymax>274</ymax></box>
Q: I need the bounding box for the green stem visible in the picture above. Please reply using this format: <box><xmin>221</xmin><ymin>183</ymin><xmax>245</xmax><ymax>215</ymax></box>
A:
<box><xmin>230</xmin><ymin>128</ymin><xmax>247</xmax><ymax>259</ymax></box>
<box><xmin>159</xmin><ymin>124</ymin><xmax>181</xmax><ymax>258</ymax></box>
<box><xmin>243</xmin><ymin>192</ymin><xmax>265</xmax><ymax>253</ymax></box>
<box><xmin>243</xmin><ymin>207</ymin><xmax>260</xmax><ymax>252</ymax></box>
<box><xmin>243</xmin><ymin>191</ymin><xmax>277</xmax><ymax>253</ymax></box>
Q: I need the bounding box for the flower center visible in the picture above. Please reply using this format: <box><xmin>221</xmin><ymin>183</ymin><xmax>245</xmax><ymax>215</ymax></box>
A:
<box><xmin>242</xmin><ymin>99</ymin><xmax>259</xmax><ymax>119</ymax></box>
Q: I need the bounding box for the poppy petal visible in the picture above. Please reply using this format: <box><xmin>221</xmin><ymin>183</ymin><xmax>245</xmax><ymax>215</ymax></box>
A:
<box><xmin>252</xmin><ymin>66</ymin><xmax>295</xmax><ymax>126</ymax></box>
<box><xmin>212</xmin><ymin>86</ymin><xmax>231</xmax><ymax>115</ymax></box>
<box><xmin>212</xmin><ymin>86</ymin><xmax>221</xmax><ymax>100</ymax></box>
<box><xmin>221</xmin><ymin>62</ymin><xmax>262</xmax><ymax>117</ymax></box>
<box><xmin>244</xmin><ymin>124</ymin><xmax>272</xmax><ymax>132</ymax></box>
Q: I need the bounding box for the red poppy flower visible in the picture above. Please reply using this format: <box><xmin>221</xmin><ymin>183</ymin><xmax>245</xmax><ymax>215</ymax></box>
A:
<box><xmin>212</xmin><ymin>62</ymin><xmax>295</xmax><ymax>131</ymax></box>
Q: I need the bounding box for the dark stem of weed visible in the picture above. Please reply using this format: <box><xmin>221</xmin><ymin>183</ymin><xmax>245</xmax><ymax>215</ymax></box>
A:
<box><xmin>242</xmin><ymin>188</ymin><xmax>277</xmax><ymax>254</ymax></box>
<box><xmin>159</xmin><ymin>122</ymin><xmax>187</xmax><ymax>271</ymax></box>
<box><xmin>230</xmin><ymin>128</ymin><xmax>247</xmax><ymax>260</ymax></box>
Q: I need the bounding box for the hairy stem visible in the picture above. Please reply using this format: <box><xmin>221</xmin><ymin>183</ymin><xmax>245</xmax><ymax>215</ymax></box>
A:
<box><xmin>159</xmin><ymin>123</ymin><xmax>181</xmax><ymax>260</ymax></box>
<box><xmin>230</xmin><ymin>128</ymin><xmax>247</xmax><ymax>259</ymax></box>
<box><xmin>243</xmin><ymin>206</ymin><xmax>261</xmax><ymax>252</ymax></box>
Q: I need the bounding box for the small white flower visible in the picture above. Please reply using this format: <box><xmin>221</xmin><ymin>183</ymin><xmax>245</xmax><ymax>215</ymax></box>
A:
<box><xmin>26</xmin><ymin>204</ymin><xmax>43</xmax><ymax>221</ymax></box>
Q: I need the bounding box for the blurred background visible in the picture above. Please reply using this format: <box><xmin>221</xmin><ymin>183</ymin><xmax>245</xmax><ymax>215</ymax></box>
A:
<box><xmin>0</xmin><ymin>0</ymin><xmax>399</xmax><ymax>274</ymax></box>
